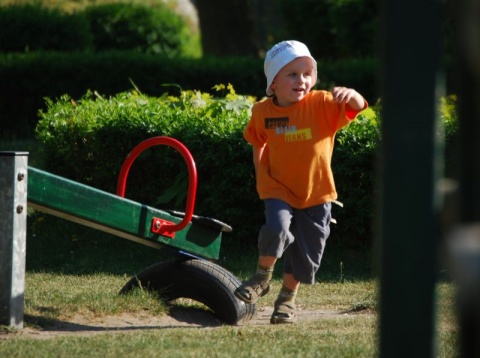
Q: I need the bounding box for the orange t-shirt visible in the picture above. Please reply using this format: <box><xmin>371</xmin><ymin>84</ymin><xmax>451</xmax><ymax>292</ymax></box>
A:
<box><xmin>244</xmin><ymin>90</ymin><xmax>366</xmax><ymax>209</ymax></box>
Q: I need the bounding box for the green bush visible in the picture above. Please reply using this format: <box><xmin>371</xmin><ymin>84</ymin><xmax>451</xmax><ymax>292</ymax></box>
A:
<box><xmin>0</xmin><ymin>51</ymin><xmax>377</xmax><ymax>139</ymax></box>
<box><xmin>0</xmin><ymin>4</ymin><xmax>92</xmax><ymax>53</ymax></box>
<box><xmin>34</xmin><ymin>85</ymin><xmax>380</xmax><ymax>247</ymax></box>
<box><xmin>333</xmin><ymin>106</ymin><xmax>380</xmax><ymax>245</ymax></box>
<box><xmin>83</xmin><ymin>3</ymin><xmax>188</xmax><ymax>55</ymax></box>
<box><xmin>35</xmin><ymin>85</ymin><xmax>262</xmax><ymax>243</ymax></box>
<box><xmin>34</xmin><ymin>87</ymin><xmax>458</xmax><ymax>248</ymax></box>
<box><xmin>0</xmin><ymin>2</ymin><xmax>190</xmax><ymax>56</ymax></box>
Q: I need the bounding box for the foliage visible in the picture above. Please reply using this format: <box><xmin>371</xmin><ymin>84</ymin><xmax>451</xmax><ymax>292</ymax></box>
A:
<box><xmin>333</xmin><ymin>106</ymin><xmax>381</xmax><ymax>244</ymax></box>
<box><xmin>0</xmin><ymin>3</ymin><xmax>92</xmax><ymax>52</ymax></box>
<box><xmin>0</xmin><ymin>51</ymin><xmax>378</xmax><ymax>139</ymax></box>
<box><xmin>83</xmin><ymin>2</ymin><xmax>188</xmax><ymax>56</ymax></box>
<box><xmin>0</xmin><ymin>2</ymin><xmax>190</xmax><ymax>56</ymax></box>
<box><xmin>35</xmin><ymin>84</ymin><xmax>261</xmax><ymax>242</ymax></box>
<box><xmin>34</xmin><ymin>87</ymin><xmax>459</xmax><ymax>247</ymax></box>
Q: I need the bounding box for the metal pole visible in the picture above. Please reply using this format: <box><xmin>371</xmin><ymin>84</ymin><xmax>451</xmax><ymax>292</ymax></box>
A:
<box><xmin>0</xmin><ymin>152</ymin><xmax>28</xmax><ymax>329</ymax></box>
<box><xmin>378</xmin><ymin>0</ymin><xmax>443</xmax><ymax>356</ymax></box>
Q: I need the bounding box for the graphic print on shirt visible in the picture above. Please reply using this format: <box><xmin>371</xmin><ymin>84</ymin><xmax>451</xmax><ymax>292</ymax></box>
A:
<box><xmin>264</xmin><ymin>117</ymin><xmax>312</xmax><ymax>143</ymax></box>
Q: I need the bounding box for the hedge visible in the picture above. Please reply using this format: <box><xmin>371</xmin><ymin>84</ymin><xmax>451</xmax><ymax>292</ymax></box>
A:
<box><xmin>34</xmin><ymin>88</ymin><xmax>458</xmax><ymax>250</ymax></box>
<box><xmin>0</xmin><ymin>2</ymin><xmax>189</xmax><ymax>55</ymax></box>
<box><xmin>0</xmin><ymin>4</ymin><xmax>92</xmax><ymax>53</ymax></box>
<box><xmin>0</xmin><ymin>52</ymin><xmax>378</xmax><ymax>139</ymax></box>
<box><xmin>35</xmin><ymin>85</ymin><xmax>260</xmax><ymax>246</ymax></box>
<box><xmin>83</xmin><ymin>3</ymin><xmax>188</xmax><ymax>55</ymax></box>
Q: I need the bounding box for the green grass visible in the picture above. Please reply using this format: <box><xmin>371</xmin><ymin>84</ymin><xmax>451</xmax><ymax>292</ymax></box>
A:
<box><xmin>0</xmin><ymin>214</ymin><xmax>458</xmax><ymax>357</ymax></box>
<box><xmin>2</xmin><ymin>321</ymin><xmax>378</xmax><ymax>357</ymax></box>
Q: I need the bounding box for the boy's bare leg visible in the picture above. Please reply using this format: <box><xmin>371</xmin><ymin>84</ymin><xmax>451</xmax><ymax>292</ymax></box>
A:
<box><xmin>282</xmin><ymin>273</ymin><xmax>300</xmax><ymax>292</ymax></box>
<box><xmin>258</xmin><ymin>255</ymin><xmax>277</xmax><ymax>269</ymax></box>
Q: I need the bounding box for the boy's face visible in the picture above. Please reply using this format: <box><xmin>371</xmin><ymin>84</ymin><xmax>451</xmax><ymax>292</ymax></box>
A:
<box><xmin>270</xmin><ymin>57</ymin><xmax>316</xmax><ymax>107</ymax></box>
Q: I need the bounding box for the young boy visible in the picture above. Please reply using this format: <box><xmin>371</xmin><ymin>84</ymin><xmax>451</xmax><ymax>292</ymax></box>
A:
<box><xmin>235</xmin><ymin>40</ymin><xmax>367</xmax><ymax>324</ymax></box>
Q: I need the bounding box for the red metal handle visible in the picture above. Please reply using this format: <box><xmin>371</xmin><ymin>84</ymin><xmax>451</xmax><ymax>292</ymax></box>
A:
<box><xmin>116</xmin><ymin>136</ymin><xmax>197</xmax><ymax>234</ymax></box>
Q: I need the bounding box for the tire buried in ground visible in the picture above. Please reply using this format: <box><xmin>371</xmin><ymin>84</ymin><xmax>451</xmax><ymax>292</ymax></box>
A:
<box><xmin>120</xmin><ymin>258</ymin><xmax>256</xmax><ymax>325</ymax></box>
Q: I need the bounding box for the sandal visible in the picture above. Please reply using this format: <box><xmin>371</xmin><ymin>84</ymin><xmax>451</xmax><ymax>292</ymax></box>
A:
<box><xmin>270</xmin><ymin>301</ymin><xmax>297</xmax><ymax>324</ymax></box>
<box><xmin>234</xmin><ymin>276</ymin><xmax>270</xmax><ymax>304</ymax></box>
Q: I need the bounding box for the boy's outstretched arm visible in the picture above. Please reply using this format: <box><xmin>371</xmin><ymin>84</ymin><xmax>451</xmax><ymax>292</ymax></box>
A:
<box><xmin>332</xmin><ymin>86</ymin><xmax>366</xmax><ymax>111</ymax></box>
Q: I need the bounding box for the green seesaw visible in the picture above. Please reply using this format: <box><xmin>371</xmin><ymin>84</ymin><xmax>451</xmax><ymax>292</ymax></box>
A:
<box><xmin>1</xmin><ymin>137</ymin><xmax>255</xmax><ymax>327</ymax></box>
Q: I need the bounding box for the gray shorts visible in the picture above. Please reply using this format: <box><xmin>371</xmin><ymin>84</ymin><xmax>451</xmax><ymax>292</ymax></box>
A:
<box><xmin>257</xmin><ymin>199</ymin><xmax>332</xmax><ymax>284</ymax></box>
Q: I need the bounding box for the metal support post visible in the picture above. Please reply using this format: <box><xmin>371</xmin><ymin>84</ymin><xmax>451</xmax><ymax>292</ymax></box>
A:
<box><xmin>0</xmin><ymin>152</ymin><xmax>28</xmax><ymax>329</ymax></box>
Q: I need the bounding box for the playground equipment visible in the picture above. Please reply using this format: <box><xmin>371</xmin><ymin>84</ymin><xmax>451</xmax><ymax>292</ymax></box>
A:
<box><xmin>0</xmin><ymin>137</ymin><xmax>256</xmax><ymax>328</ymax></box>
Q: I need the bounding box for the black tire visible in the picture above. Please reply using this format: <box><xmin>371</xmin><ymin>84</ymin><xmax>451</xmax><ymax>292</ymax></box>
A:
<box><xmin>120</xmin><ymin>258</ymin><xmax>256</xmax><ymax>325</ymax></box>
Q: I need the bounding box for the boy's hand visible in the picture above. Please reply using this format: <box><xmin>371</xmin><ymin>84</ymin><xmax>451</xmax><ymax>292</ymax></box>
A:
<box><xmin>332</xmin><ymin>87</ymin><xmax>365</xmax><ymax>110</ymax></box>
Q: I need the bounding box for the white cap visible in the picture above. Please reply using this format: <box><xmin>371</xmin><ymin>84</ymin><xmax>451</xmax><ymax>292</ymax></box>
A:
<box><xmin>264</xmin><ymin>40</ymin><xmax>317</xmax><ymax>96</ymax></box>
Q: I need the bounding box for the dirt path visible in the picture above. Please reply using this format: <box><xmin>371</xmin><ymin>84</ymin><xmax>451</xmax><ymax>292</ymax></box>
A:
<box><xmin>1</xmin><ymin>307</ymin><xmax>361</xmax><ymax>340</ymax></box>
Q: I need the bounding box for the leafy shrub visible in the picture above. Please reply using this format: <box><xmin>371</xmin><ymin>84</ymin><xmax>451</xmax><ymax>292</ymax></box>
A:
<box><xmin>0</xmin><ymin>51</ymin><xmax>377</xmax><ymax>139</ymax></box>
<box><xmin>0</xmin><ymin>4</ymin><xmax>92</xmax><ymax>53</ymax></box>
<box><xmin>35</xmin><ymin>87</ymin><xmax>458</xmax><ymax>248</ymax></box>
<box><xmin>35</xmin><ymin>85</ymin><xmax>382</xmax><ymax>247</ymax></box>
<box><xmin>333</xmin><ymin>106</ymin><xmax>381</xmax><ymax>245</ymax></box>
<box><xmin>0</xmin><ymin>2</ymin><xmax>191</xmax><ymax>56</ymax></box>
<box><xmin>83</xmin><ymin>3</ymin><xmax>188</xmax><ymax>56</ymax></box>
<box><xmin>35</xmin><ymin>85</ymin><xmax>262</xmax><ymax>243</ymax></box>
